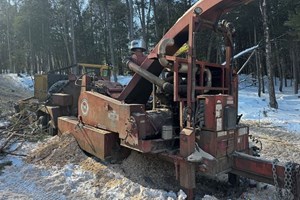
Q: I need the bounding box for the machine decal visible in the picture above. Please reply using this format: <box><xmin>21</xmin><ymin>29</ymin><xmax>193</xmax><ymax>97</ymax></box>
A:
<box><xmin>216</xmin><ymin>100</ymin><xmax>223</xmax><ymax>131</ymax></box>
<box><xmin>217</xmin><ymin>131</ymin><xmax>226</xmax><ymax>137</ymax></box>
<box><xmin>227</xmin><ymin>96</ymin><xmax>234</xmax><ymax>105</ymax></box>
<box><xmin>108</xmin><ymin>110</ymin><xmax>119</xmax><ymax>121</ymax></box>
<box><xmin>238</xmin><ymin>127</ymin><xmax>248</xmax><ymax>136</ymax></box>
<box><xmin>81</xmin><ymin>98</ymin><xmax>89</xmax><ymax>116</ymax></box>
<box><xmin>216</xmin><ymin>100</ymin><xmax>222</xmax><ymax>117</ymax></box>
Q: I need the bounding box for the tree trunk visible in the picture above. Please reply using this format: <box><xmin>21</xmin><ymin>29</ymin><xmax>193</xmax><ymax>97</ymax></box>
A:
<box><xmin>28</xmin><ymin>16</ymin><xmax>34</xmax><ymax>75</ymax></box>
<box><xmin>284</xmin><ymin>55</ymin><xmax>288</xmax><ymax>87</ymax></box>
<box><xmin>104</xmin><ymin>0</ymin><xmax>117</xmax><ymax>82</ymax></box>
<box><xmin>257</xmin><ymin>52</ymin><xmax>262</xmax><ymax>97</ymax></box>
<box><xmin>36</xmin><ymin>55</ymin><xmax>40</xmax><ymax>73</ymax></box>
<box><xmin>259</xmin><ymin>51</ymin><xmax>265</xmax><ymax>93</ymax></box>
<box><xmin>126</xmin><ymin>0</ymin><xmax>134</xmax><ymax>41</ymax></box>
<box><xmin>254</xmin><ymin>26</ymin><xmax>262</xmax><ymax>97</ymax></box>
<box><xmin>63</xmin><ymin>33</ymin><xmax>72</xmax><ymax>66</ymax></box>
<box><xmin>274</xmin><ymin>42</ymin><xmax>283</xmax><ymax>92</ymax></box>
<box><xmin>145</xmin><ymin>0</ymin><xmax>152</xmax><ymax>47</ymax></box>
<box><xmin>260</xmin><ymin>0</ymin><xmax>278</xmax><ymax>109</ymax></box>
<box><xmin>62</xmin><ymin>3</ymin><xmax>72</xmax><ymax>66</ymax></box>
<box><xmin>6</xmin><ymin>1</ymin><xmax>13</xmax><ymax>73</ymax></box>
<box><xmin>135</xmin><ymin>0</ymin><xmax>147</xmax><ymax>43</ymax></box>
<box><xmin>289</xmin><ymin>46</ymin><xmax>293</xmax><ymax>87</ymax></box>
<box><xmin>166</xmin><ymin>1</ymin><xmax>171</xmax><ymax>27</ymax></box>
<box><xmin>280</xmin><ymin>57</ymin><xmax>286</xmax><ymax>88</ymax></box>
<box><xmin>70</xmin><ymin>8</ymin><xmax>77</xmax><ymax>74</ymax></box>
<box><xmin>292</xmin><ymin>43</ymin><xmax>299</xmax><ymax>94</ymax></box>
<box><xmin>150</xmin><ymin>0</ymin><xmax>159</xmax><ymax>41</ymax></box>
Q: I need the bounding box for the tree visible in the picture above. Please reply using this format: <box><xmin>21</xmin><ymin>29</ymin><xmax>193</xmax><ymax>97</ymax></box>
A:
<box><xmin>126</xmin><ymin>0</ymin><xmax>134</xmax><ymax>41</ymax></box>
<box><xmin>6</xmin><ymin>0</ymin><xmax>13</xmax><ymax>72</ymax></box>
<box><xmin>285</xmin><ymin>3</ymin><xmax>300</xmax><ymax>39</ymax></box>
<box><xmin>260</xmin><ymin>0</ymin><xmax>278</xmax><ymax>109</ymax></box>
<box><xmin>103</xmin><ymin>0</ymin><xmax>117</xmax><ymax>82</ymax></box>
<box><xmin>285</xmin><ymin>3</ymin><xmax>300</xmax><ymax>94</ymax></box>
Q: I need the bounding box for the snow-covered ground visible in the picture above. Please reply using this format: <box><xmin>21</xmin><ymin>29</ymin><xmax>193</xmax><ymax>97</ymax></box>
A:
<box><xmin>116</xmin><ymin>75</ymin><xmax>132</xmax><ymax>86</ymax></box>
<box><xmin>1</xmin><ymin>73</ymin><xmax>34</xmax><ymax>91</ymax></box>
<box><xmin>0</xmin><ymin>120</ymin><xmax>9</xmax><ymax>129</ymax></box>
<box><xmin>238</xmin><ymin>74</ymin><xmax>300</xmax><ymax>133</ymax></box>
<box><xmin>0</xmin><ymin>73</ymin><xmax>33</xmax><ymax>120</ymax></box>
<box><xmin>0</xmin><ymin>134</ymin><xmax>187</xmax><ymax>200</ymax></box>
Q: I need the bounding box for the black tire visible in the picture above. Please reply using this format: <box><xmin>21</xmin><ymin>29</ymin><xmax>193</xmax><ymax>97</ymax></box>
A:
<box><xmin>228</xmin><ymin>172</ymin><xmax>240</xmax><ymax>186</ymax></box>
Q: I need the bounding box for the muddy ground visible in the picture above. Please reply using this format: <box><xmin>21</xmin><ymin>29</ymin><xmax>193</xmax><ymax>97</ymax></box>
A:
<box><xmin>0</xmin><ymin>74</ymin><xmax>299</xmax><ymax>200</ymax></box>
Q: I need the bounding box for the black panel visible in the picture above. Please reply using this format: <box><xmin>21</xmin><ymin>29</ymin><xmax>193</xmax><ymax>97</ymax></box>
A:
<box><xmin>125</xmin><ymin>60</ymin><xmax>163</xmax><ymax>104</ymax></box>
<box><xmin>224</xmin><ymin>105</ymin><xmax>237</xmax><ymax>130</ymax></box>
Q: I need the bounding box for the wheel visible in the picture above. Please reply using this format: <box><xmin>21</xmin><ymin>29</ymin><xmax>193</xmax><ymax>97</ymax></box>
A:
<box><xmin>47</xmin><ymin>121</ymin><xmax>57</xmax><ymax>136</ymax></box>
<box><xmin>228</xmin><ymin>172</ymin><xmax>240</xmax><ymax>186</ymax></box>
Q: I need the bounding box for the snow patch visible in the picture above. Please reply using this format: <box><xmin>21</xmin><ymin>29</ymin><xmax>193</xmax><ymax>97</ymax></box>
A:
<box><xmin>0</xmin><ymin>120</ymin><xmax>9</xmax><ymax>128</ymax></box>
<box><xmin>238</xmin><ymin>74</ymin><xmax>300</xmax><ymax>134</ymax></box>
<box><xmin>116</xmin><ymin>75</ymin><xmax>132</xmax><ymax>86</ymax></box>
<box><xmin>1</xmin><ymin>73</ymin><xmax>33</xmax><ymax>91</ymax></box>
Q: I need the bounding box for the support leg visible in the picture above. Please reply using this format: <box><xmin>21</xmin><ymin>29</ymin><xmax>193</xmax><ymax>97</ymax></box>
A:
<box><xmin>180</xmin><ymin>128</ymin><xmax>196</xmax><ymax>199</ymax></box>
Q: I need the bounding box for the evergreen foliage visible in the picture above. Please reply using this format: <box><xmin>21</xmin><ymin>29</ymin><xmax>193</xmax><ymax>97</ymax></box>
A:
<box><xmin>0</xmin><ymin>0</ymin><xmax>299</xmax><ymax>99</ymax></box>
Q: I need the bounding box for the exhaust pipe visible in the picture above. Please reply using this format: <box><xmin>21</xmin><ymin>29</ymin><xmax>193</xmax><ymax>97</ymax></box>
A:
<box><xmin>158</xmin><ymin>38</ymin><xmax>174</xmax><ymax>67</ymax></box>
<box><xmin>124</xmin><ymin>59</ymin><xmax>173</xmax><ymax>93</ymax></box>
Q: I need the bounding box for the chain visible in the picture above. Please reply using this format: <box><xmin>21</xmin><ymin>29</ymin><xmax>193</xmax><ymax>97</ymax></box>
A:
<box><xmin>293</xmin><ymin>165</ymin><xmax>300</xmax><ymax>198</ymax></box>
<box><xmin>249</xmin><ymin>135</ymin><xmax>262</xmax><ymax>152</ymax></box>
<box><xmin>272</xmin><ymin>159</ymin><xmax>283</xmax><ymax>199</ymax></box>
<box><xmin>284</xmin><ymin>162</ymin><xmax>294</xmax><ymax>200</ymax></box>
<box><xmin>249</xmin><ymin>135</ymin><xmax>262</xmax><ymax>157</ymax></box>
<box><xmin>272</xmin><ymin>161</ymin><xmax>300</xmax><ymax>200</ymax></box>
<box><xmin>285</xmin><ymin>163</ymin><xmax>300</xmax><ymax>200</ymax></box>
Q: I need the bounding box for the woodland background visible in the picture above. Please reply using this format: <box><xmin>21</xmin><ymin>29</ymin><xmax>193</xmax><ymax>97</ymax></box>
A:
<box><xmin>0</xmin><ymin>0</ymin><xmax>300</xmax><ymax>107</ymax></box>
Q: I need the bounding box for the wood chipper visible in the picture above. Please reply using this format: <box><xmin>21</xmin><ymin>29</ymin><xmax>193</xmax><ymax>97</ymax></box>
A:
<box><xmin>16</xmin><ymin>63</ymin><xmax>112</xmax><ymax>134</ymax></box>
<box><xmin>54</xmin><ymin>0</ymin><xmax>300</xmax><ymax>199</ymax></box>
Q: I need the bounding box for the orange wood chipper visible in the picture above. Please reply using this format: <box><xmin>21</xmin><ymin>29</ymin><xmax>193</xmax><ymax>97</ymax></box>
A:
<box><xmin>39</xmin><ymin>0</ymin><xmax>300</xmax><ymax>199</ymax></box>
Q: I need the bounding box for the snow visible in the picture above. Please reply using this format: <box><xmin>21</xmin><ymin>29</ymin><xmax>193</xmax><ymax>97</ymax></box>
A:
<box><xmin>238</xmin><ymin>74</ymin><xmax>300</xmax><ymax>133</ymax></box>
<box><xmin>231</xmin><ymin>45</ymin><xmax>259</xmax><ymax>61</ymax></box>
<box><xmin>115</xmin><ymin>75</ymin><xmax>132</xmax><ymax>86</ymax></box>
<box><xmin>0</xmin><ymin>158</ymin><xmax>87</xmax><ymax>199</ymax></box>
<box><xmin>0</xmin><ymin>154</ymin><xmax>183</xmax><ymax>200</ymax></box>
<box><xmin>5</xmin><ymin>73</ymin><xmax>132</xmax><ymax>90</ymax></box>
<box><xmin>3</xmin><ymin>73</ymin><xmax>34</xmax><ymax>91</ymax></box>
<box><xmin>222</xmin><ymin>45</ymin><xmax>259</xmax><ymax>65</ymax></box>
<box><xmin>2</xmin><ymin>73</ymin><xmax>133</xmax><ymax>91</ymax></box>
<box><xmin>0</xmin><ymin>120</ymin><xmax>9</xmax><ymax>129</ymax></box>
